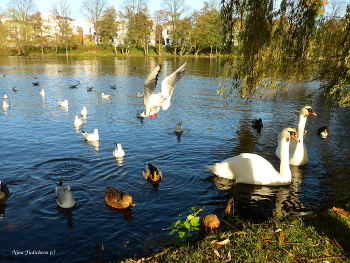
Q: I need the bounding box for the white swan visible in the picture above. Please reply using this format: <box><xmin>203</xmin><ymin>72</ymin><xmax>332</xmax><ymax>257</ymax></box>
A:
<box><xmin>204</xmin><ymin>127</ymin><xmax>299</xmax><ymax>185</ymax></box>
<box><xmin>55</xmin><ymin>180</ymin><xmax>75</xmax><ymax>208</ymax></box>
<box><xmin>113</xmin><ymin>143</ymin><xmax>125</xmax><ymax>157</ymax></box>
<box><xmin>82</xmin><ymin>129</ymin><xmax>99</xmax><ymax>141</ymax></box>
<box><xmin>140</xmin><ymin>62</ymin><xmax>187</xmax><ymax>118</ymax></box>
<box><xmin>275</xmin><ymin>106</ymin><xmax>317</xmax><ymax>166</ymax></box>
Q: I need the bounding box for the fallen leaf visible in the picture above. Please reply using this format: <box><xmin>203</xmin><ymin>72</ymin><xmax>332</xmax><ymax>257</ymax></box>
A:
<box><xmin>283</xmin><ymin>249</ymin><xmax>304</xmax><ymax>260</ymax></box>
<box><xmin>213</xmin><ymin>239</ymin><xmax>230</xmax><ymax>245</ymax></box>
<box><xmin>214</xmin><ymin>249</ymin><xmax>221</xmax><ymax>258</ymax></box>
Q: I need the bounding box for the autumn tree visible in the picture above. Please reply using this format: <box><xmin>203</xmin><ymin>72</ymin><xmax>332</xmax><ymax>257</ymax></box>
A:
<box><xmin>51</xmin><ymin>0</ymin><xmax>76</xmax><ymax>55</ymax></box>
<box><xmin>98</xmin><ymin>6</ymin><xmax>119</xmax><ymax>51</ymax></box>
<box><xmin>159</xmin><ymin>0</ymin><xmax>192</xmax><ymax>56</ymax></box>
<box><xmin>219</xmin><ymin>0</ymin><xmax>328</xmax><ymax>101</ymax></box>
<box><xmin>5</xmin><ymin>0</ymin><xmax>37</xmax><ymax>55</ymax></box>
<box><xmin>81</xmin><ymin>0</ymin><xmax>108</xmax><ymax>44</ymax></box>
<box><xmin>119</xmin><ymin>0</ymin><xmax>153</xmax><ymax>55</ymax></box>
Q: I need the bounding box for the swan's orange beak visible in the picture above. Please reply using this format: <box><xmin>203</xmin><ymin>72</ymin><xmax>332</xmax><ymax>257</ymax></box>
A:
<box><xmin>291</xmin><ymin>134</ymin><xmax>300</xmax><ymax>142</ymax></box>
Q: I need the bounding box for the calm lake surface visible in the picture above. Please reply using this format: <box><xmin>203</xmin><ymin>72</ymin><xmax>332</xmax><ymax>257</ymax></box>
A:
<box><xmin>0</xmin><ymin>56</ymin><xmax>349</xmax><ymax>262</ymax></box>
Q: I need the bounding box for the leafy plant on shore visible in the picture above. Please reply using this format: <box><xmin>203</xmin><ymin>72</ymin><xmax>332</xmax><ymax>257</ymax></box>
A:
<box><xmin>163</xmin><ymin>206</ymin><xmax>204</xmax><ymax>245</ymax></box>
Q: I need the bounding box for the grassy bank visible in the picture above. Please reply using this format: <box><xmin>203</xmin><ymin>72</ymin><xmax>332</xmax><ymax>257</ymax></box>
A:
<box><xmin>0</xmin><ymin>45</ymin><xmax>222</xmax><ymax>58</ymax></box>
<box><xmin>124</xmin><ymin>209</ymin><xmax>350</xmax><ymax>262</ymax></box>
<box><xmin>90</xmin><ymin>207</ymin><xmax>350</xmax><ymax>263</ymax></box>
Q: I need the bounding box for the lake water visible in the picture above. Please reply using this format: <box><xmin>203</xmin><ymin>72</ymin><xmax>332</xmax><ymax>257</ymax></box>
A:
<box><xmin>0</xmin><ymin>56</ymin><xmax>349</xmax><ymax>262</ymax></box>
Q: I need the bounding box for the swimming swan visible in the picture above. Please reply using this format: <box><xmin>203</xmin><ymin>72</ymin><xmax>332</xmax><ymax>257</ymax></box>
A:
<box><xmin>275</xmin><ymin>106</ymin><xmax>317</xmax><ymax>166</ymax></box>
<box><xmin>204</xmin><ymin>127</ymin><xmax>299</xmax><ymax>185</ymax></box>
<box><xmin>140</xmin><ymin>62</ymin><xmax>187</xmax><ymax>118</ymax></box>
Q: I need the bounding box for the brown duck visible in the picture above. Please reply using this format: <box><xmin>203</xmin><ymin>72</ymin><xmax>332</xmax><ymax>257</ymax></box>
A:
<box><xmin>104</xmin><ymin>186</ymin><xmax>136</xmax><ymax>209</ymax></box>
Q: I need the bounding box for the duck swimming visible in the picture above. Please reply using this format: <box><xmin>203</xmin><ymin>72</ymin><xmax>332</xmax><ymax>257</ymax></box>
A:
<box><xmin>104</xmin><ymin>186</ymin><xmax>136</xmax><ymax>209</ymax></box>
<box><xmin>142</xmin><ymin>163</ymin><xmax>162</xmax><ymax>186</ymax></box>
<box><xmin>0</xmin><ymin>181</ymin><xmax>10</xmax><ymax>200</ymax></box>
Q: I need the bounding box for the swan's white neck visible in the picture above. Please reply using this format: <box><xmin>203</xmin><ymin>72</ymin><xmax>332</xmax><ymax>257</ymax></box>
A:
<box><xmin>279</xmin><ymin>135</ymin><xmax>292</xmax><ymax>180</ymax></box>
<box><xmin>297</xmin><ymin>114</ymin><xmax>307</xmax><ymax>143</ymax></box>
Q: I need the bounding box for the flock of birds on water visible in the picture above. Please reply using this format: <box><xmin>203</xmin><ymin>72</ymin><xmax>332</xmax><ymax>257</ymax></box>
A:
<box><xmin>0</xmin><ymin>62</ymin><xmax>331</xmax><ymax>211</ymax></box>
<box><xmin>0</xmin><ymin>62</ymin><xmax>187</xmax><ymax>210</ymax></box>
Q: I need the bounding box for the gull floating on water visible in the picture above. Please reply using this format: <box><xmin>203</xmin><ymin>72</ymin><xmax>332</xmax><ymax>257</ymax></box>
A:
<box><xmin>57</xmin><ymin>100</ymin><xmax>68</xmax><ymax>107</ymax></box>
<box><xmin>74</xmin><ymin>116</ymin><xmax>84</xmax><ymax>126</ymax></box>
<box><xmin>139</xmin><ymin>62</ymin><xmax>187</xmax><ymax>119</ymax></box>
<box><xmin>3</xmin><ymin>101</ymin><xmax>10</xmax><ymax>108</ymax></box>
<box><xmin>55</xmin><ymin>179</ymin><xmax>76</xmax><ymax>209</ymax></box>
<box><xmin>80</xmin><ymin>106</ymin><xmax>87</xmax><ymax>117</ymax></box>
<box><xmin>3</xmin><ymin>93</ymin><xmax>8</xmax><ymax>99</ymax></box>
<box><xmin>82</xmin><ymin>129</ymin><xmax>99</xmax><ymax>141</ymax></box>
<box><xmin>174</xmin><ymin>122</ymin><xmax>184</xmax><ymax>133</ymax></box>
<box><xmin>101</xmin><ymin>93</ymin><xmax>111</xmax><ymax>99</ymax></box>
<box><xmin>39</xmin><ymin>89</ymin><xmax>45</xmax><ymax>95</ymax></box>
<box><xmin>113</xmin><ymin>143</ymin><xmax>125</xmax><ymax>157</ymax></box>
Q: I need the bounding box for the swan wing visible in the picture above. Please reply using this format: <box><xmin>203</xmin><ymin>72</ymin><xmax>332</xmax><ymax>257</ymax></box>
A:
<box><xmin>161</xmin><ymin>62</ymin><xmax>187</xmax><ymax>110</ymax></box>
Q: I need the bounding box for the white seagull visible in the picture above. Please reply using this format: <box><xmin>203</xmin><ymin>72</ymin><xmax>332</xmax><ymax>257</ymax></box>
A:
<box><xmin>139</xmin><ymin>62</ymin><xmax>187</xmax><ymax>119</ymax></box>
<box><xmin>101</xmin><ymin>93</ymin><xmax>111</xmax><ymax>99</ymax></box>
<box><xmin>3</xmin><ymin>93</ymin><xmax>8</xmax><ymax>99</ymax></box>
<box><xmin>57</xmin><ymin>100</ymin><xmax>68</xmax><ymax>107</ymax></box>
<box><xmin>80</xmin><ymin>106</ymin><xmax>87</xmax><ymax>117</ymax></box>
<box><xmin>82</xmin><ymin>129</ymin><xmax>99</xmax><ymax>141</ymax></box>
<box><xmin>39</xmin><ymin>89</ymin><xmax>45</xmax><ymax>95</ymax></box>
<box><xmin>74</xmin><ymin>116</ymin><xmax>83</xmax><ymax>126</ymax></box>
<box><xmin>3</xmin><ymin>101</ymin><xmax>10</xmax><ymax>108</ymax></box>
<box><xmin>174</xmin><ymin>122</ymin><xmax>184</xmax><ymax>133</ymax></box>
<box><xmin>113</xmin><ymin>143</ymin><xmax>125</xmax><ymax>157</ymax></box>
<box><xmin>55</xmin><ymin>179</ymin><xmax>76</xmax><ymax>209</ymax></box>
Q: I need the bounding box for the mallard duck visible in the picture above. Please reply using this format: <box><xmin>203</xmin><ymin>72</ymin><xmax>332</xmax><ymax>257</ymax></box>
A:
<box><xmin>82</xmin><ymin>129</ymin><xmax>99</xmax><ymax>141</ymax></box>
<box><xmin>74</xmin><ymin>116</ymin><xmax>83</xmax><ymax>126</ymax></box>
<box><xmin>104</xmin><ymin>186</ymin><xmax>136</xmax><ymax>209</ymax></box>
<box><xmin>57</xmin><ymin>100</ymin><xmax>68</xmax><ymax>107</ymax></box>
<box><xmin>86</xmin><ymin>87</ymin><xmax>93</xmax><ymax>91</ymax></box>
<box><xmin>55</xmin><ymin>179</ymin><xmax>75</xmax><ymax>209</ymax></box>
<box><xmin>174</xmin><ymin>122</ymin><xmax>184</xmax><ymax>133</ymax></box>
<box><xmin>32</xmin><ymin>82</ymin><xmax>40</xmax><ymax>86</ymax></box>
<box><xmin>142</xmin><ymin>163</ymin><xmax>162</xmax><ymax>186</ymax></box>
<box><xmin>113</xmin><ymin>143</ymin><xmax>125</xmax><ymax>157</ymax></box>
<box><xmin>0</xmin><ymin>181</ymin><xmax>10</xmax><ymax>200</ymax></box>
<box><xmin>69</xmin><ymin>84</ymin><xmax>78</xmax><ymax>88</ymax></box>
<box><xmin>39</xmin><ymin>89</ymin><xmax>45</xmax><ymax>95</ymax></box>
<box><xmin>110</xmin><ymin>85</ymin><xmax>116</xmax><ymax>89</ymax></box>
<box><xmin>3</xmin><ymin>93</ymin><xmax>8</xmax><ymax>99</ymax></box>
<box><xmin>101</xmin><ymin>93</ymin><xmax>111</xmax><ymax>99</ymax></box>
<box><xmin>140</xmin><ymin>62</ymin><xmax>187</xmax><ymax>119</ymax></box>
<box><xmin>317</xmin><ymin>126</ymin><xmax>330</xmax><ymax>138</ymax></box>
<box><xmin>12</xmin><ymin>87</ymin><xmax>18</xmax><ymax>92</ymax></box>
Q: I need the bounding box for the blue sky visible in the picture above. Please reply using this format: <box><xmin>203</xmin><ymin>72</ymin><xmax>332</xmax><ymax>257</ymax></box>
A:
<box><xmin>1</xmin><ymin>0</ymin><xmax>206</xmax><ymax>26</ymax></box>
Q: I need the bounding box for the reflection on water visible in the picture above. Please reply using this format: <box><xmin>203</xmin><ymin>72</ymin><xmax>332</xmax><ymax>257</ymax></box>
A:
<box><xmin>0</xmin><ymin>56</ymin><xmax>349</xmax><ymax>262</ymax></box>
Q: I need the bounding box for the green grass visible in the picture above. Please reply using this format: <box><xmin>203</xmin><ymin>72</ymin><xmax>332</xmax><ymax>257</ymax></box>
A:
<box><xmin>113</xmin><ymin>209</ymin><xmax>350</xmax><ymax>263</ymax></box>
